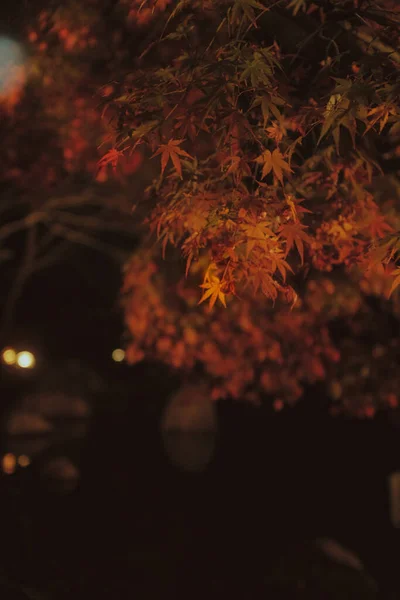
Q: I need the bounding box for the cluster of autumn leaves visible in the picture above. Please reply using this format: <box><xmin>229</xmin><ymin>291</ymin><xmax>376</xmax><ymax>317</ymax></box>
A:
<box><xmin>112</xmin><ymin>0</ymin><xmax>400</xmax><ymax>413</ymax></box>
<box><xmin>3</xmin><ymin>0</ymin><xmax>400</xmax><ymax>414</ymax></box>
<box><xmin>105</xmin><ymin>3</ymin><xmax>400</xmax><ymax>304</ymax></box>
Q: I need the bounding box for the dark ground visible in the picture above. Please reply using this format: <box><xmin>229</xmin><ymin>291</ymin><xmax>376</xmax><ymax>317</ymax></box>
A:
<box><xmin>1</xmin><ymin>369</ymin><xmax>400</xmax><ymax>600</ymax></box>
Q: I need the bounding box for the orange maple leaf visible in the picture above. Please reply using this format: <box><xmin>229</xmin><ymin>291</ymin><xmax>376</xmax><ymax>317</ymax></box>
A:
<box><xmin>255</xmin><ymin>148</ymin><xmax>292</xmax><ymax>185</ymax></box>
<box><xmin>278</xmin><ymin>222</ymin><xmax>311</xmax><ymax>264</ymax></box>
<box><xmin>285</xmin><ymin>195</ymin><xmax>312</xmax><ymax>223</ymax></box>
<box><xmin>151</xmin><ymin>139</ymin><xmax>193</xmax><ymax>179</ymax></box>
<box><xmin>250</xmin><ymin>269</ymin><xmax>278</xmax><ymax>301</ymax></box>
<box><xmin>198</xmin><ymin>264</ymin><xmax>227</xmax><ymax>308</ymax></box>
<box><xmin>269</xmin><ymin>251</ymin><xmax>293</xmax><ymax>280</ymax></box>
<box><xmin>364</xmin><ymin>105</ymin><xmax>396</xmax><ymax>135</ymax></box>
<box><xmin>241</xmin><ymin>215</ymin><xmax>274</xmax><ymax>257</ymax></box>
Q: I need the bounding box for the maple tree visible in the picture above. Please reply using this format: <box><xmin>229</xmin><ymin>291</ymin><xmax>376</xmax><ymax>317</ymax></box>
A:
<box><xmin>2</xmin><ymin>0</ymin><xmax>400</xmax><ymax>416</ymax></box>
<box><xmin>110</xmin><ymin>0</ymin><xmax>400</xmax><ymax>415</ymax></box>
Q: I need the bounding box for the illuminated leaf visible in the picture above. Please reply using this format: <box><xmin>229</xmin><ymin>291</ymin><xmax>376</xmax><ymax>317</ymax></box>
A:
<box><xmin>241</xmin><ymin>215</ymin><xmax>274</xmax><ymax>256</ymax></box>
<box><xmin>198</xmin><ymin>277</ymin><xmax>227</xmax><ymax>309</ymax></box>
<box><xmin>198</xmin><ymin>264</ymin><xmax>227</xmax><ymax>308</ymax></box>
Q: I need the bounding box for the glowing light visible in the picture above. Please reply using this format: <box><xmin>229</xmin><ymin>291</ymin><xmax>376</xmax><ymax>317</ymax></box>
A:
<box><xmin>18</xmin><ymin>455</ymin><xmax>31</xmax><ymax>468</ymax></box>
<box><xmin>0</xmin><ymin>37</ymin><xmax>26</xmax><ymax>97</ymax></box>
<box><xmin>112</xmin><ymin>348</ymin><xmax>125</xmax><ymax>362</ymax></box>
<box><xmin>2</xmin><ymin>453</ymin><xmax>16</xmax><ymax>475</ymax></box>
<box><xmin>16</xmin><ymin>351</ymin><xmax>36</xmax><ymax>369</ymax></box>
<box><xmin>1</xmin><ymin>347</ymin><xmax>16</xmax><ymax>365</ymax></box>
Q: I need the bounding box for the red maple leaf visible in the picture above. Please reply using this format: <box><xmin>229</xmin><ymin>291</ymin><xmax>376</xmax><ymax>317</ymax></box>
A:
<box><xmin>151</xmin><ymin>139</ymin><xmax>193</xmax><ymax>179</ymax></box>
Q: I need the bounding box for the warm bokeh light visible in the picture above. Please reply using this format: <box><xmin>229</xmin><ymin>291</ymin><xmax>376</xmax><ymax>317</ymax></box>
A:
<box><xmin>18</xmin><ymin>455</ymin><xmax>31</xmax><ymax>468</ymax></box>
<box><xmin>1</xmin><ymin>347</ymin><xmax>17</xmax><ymax>365</ymax></box>
<box><xmin>2</xmin><ymin>453</ymin><xmax>16</xmax><ymax>475</ymax></box>
<box><xmin>16</xmin><ymin>351</ymin><xmax>36</xmax><ymax>369</ymax></box>
<box><xmin>112</xmin><ymin>348</ymin><xmax>125</xmax><ymax>362</ymax></box>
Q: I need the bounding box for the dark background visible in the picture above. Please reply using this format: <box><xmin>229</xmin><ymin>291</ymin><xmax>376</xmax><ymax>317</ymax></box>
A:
<box><xmin>1</xmin><ymin>363</ymin><xmax>400</xmax><ymax>598</ymax></box>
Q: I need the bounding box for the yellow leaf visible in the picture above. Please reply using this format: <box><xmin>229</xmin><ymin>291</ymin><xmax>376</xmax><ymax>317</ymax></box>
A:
<box><xmin>241</xmin><ymin>218</ymin><xmax>274</xmax><ymax>257</ymax></box>
<box><xmin>198</xmin><ymin>265</ymin><xmax>227</xmax><ymax>308</ymax></box>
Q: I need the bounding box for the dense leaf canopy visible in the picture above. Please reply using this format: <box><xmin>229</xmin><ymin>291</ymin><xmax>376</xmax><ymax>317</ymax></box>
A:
<box><xmin>2</xmin><ymin>0</ymin><xmax>400</xmax><ymax>415</ymax></box>
<box><xmin>113</xmin><ymin>0</ymin><xmax>400</xmax><ymax>414</ymax></box>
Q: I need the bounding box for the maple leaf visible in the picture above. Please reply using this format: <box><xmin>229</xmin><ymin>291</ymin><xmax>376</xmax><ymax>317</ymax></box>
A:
<box><xmin>285</xmin><ymin>195</ymin><xmax>312</xmax><ymax>223</ymax></box>
<box><xmin>229</xmin><ymin>0</ymin><xmax>265</xmax><ymax>28</ymax></box>
<box><xmin>241</xmin><ymin>215</ymin><xmax>274</xmax><ymax>257</ymax></box>
<box><xmin>251</xmin><ymin>92</ymin><xmax>286</xmax><ymax>127</ymax></box>
<box><xmin>365</xmin><ymin>105</ymin><xmax>397</xmax><ymax>135</ymax></box>
<box><xmin>97</xmin><ymin>147</ymin><xmax>127</xmax><ymax>171</ymax></box>
<box><xmin>367</xmin><ymin>238</ymin><xmax>397</xmax><ymax>268</ymax></box>
<box><xmin>278</xmin><ymin>222</ymin><xmax>311</xmax><ymax>264</ymax></box>
<box><xmin>318</xmin><ymin>94</ymin><xmax>349</xmax><ymax>145</ymax></box>
<box><xmin>250</xmin><ymin>269</ymin><xmax>278</xmax><ymax>301</ymax></box>
<box><xmin>240</xmin><ymin>51</ymin><xmax>276</xmax><ymax>88</ymax></box>
<box><xmin>198</xmin><ymin>277</ymin><xmax>227</xmax><ymax>308</ymax></box>
<box><xmin>286</xmin><ymin>135</ymin><xmax>303</xmax><ymax>168</ymax></box>
<box><xmin>221</xmin><ymin>154</ymin><xmax>251</xmax><ymax>183</ymax></box>
<box><xmin>173</xmin><ymin>113</ymin><xmax>198</xmax><ymax>141</ymax></box>
<box><xmin>151</xmin><ymin>139</ymin><xmax>193</xmax><ymax>179</ymax></box>
<box><xmin>269</xmin><ymin>251</ymin><xmax>293</xmax><ymax>281</ymax></box>
<box><xmin>266</xmin><ymin>120</ymin><xmax>287</xmax><ymax>143</ymax></box>
<box><xmin>181</xmin><ymin>231</ymin><xmax>205</xmax><ymax>276</ymax></box>
<box><xmin>255</xmin><ymin>148</ymin><xmax>292</xmax><ymax>185</ymax></box>
<box><xmin>198</xmin><ymin>264</ymin><xmax>227</xmax><ymax>308</ymax></box>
